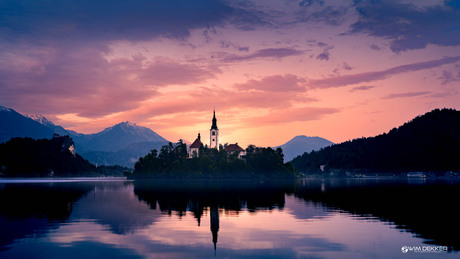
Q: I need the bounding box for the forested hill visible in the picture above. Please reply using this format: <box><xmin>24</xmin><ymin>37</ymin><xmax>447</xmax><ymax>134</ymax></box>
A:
<box><xmin>0</xmin><ymin>136</ymin><xmax>95</xmax><ymax>177</ymax></box>
<box><xmin>291</xmin><ymin>108</ymin><xmax>460</xmax><ymax>174</ymax></box>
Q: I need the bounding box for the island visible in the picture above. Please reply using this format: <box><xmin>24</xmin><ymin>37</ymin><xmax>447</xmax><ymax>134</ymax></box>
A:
<box><xmin>128</xmin><ymin>141</ymin><xmax>296</xmax><ymax>179</ymax></box>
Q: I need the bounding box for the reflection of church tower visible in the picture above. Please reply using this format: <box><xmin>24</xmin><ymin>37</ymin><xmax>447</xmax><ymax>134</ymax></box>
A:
<box><xmin>210</xmin><ymin>109</ymin><xmax>219</xmax><ymax>149</ymax></box>
<box><xmin>210</xmin><ymin>206</ymin><xmax>219</xmax><ymax>254</ymax></box>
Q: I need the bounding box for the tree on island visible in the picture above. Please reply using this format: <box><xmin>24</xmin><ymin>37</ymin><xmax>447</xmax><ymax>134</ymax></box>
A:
<box><xmin>131</xmin><ymin>141</ymin><xmax>295</xmax><ymax>179</ymax></box>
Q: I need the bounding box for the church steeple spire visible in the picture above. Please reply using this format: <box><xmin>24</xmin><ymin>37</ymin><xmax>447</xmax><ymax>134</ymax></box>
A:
<box><xmin>211</xmin><ymin>109</ymin><xmax>218</xmax><ymax>130</ymax></box>
<box><xmin>210</xmin><ymin>109</ymin><xmax>219</xmax><ymax>148</ymax></box>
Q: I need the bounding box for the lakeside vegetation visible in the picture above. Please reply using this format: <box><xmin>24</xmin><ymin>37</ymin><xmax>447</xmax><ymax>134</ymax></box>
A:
<box><xmin>291</xmin><ymin>109</ymin><xmax>460</xmax><ymax>176</ymax></box>
<box><xmin>0</xmin><ymin>136</ymin><xmax>126</xmax><ymax>177</ymax></box>
<box><xmin>129</xmin><ymin>141</ymin><xmax>296</xmax><ymax>179</ymax></box>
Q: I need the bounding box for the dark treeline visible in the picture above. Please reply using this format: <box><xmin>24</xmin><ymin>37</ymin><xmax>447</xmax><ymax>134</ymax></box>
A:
<box><xmin>130</xmin><ymin>141</ymin><xmax>295</xmax><ymax>179</ymax></box>
<box><xmin>291</xmin><ymin>108</ymin><xmax>460</xmax><ymax>175</ymax></box>
<box><xmin>0</xmin><ymin>136</ymin><xmax>126</xmax><ymax>177</ymax></box>
<box><xmin>0</xmin><ymin>136</ymin><xmax>94</xmax><ymax>177</ymax></box>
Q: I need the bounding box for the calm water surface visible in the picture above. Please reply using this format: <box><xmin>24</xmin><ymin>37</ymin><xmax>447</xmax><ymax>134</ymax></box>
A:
<box><xmin>0</xmin><ymin>178</ymin><xmax>458</xmax><ymax>258</ymax></box>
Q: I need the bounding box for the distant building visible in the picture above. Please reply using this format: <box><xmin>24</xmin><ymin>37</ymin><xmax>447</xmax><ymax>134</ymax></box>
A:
<box><xmin>189</xmin><ymin>110</ymin><xmax>246</xmax><ymax>160</ymax></box>
<box><xmin>189</xmin><ymin>133</ymin><xmax>203</xmax><ymax>158</ymax></box>
<box><xmin>224</xmin><ymin>143</ymin><xmax>246</xmax><ymax>159</ymax></box>
<box><xmin>53</xmin><ymin>134</ymin><xmax>76</xmax><ymax>157</ymax></box>
<box><xmin>210</xmin><ymin>109</ymin><xmax>219</xmax><ymax>149</ymax></box>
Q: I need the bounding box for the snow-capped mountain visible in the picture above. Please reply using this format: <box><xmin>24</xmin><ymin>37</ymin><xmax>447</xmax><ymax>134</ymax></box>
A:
<box><xmin>25</xmin><ymin>114</ymin><xmax>55</xmax><ymax>127</ymax></box>
<box><xmin>26</xmin><ymin>114</ymin><xmax>71</xmax><ymax>136</ymax></box>
<box><xmin>0</xmin><ymin>106</ymin><xmax>169</xmax><ymax>167</ymax></box>
<box><xmin>81</xmin><ymin>121</ymin><xmax>168</xmax><ymax>152</ymax></box>
<box><xmin>0</xmin><ymin>106</ymin><xmax>54</xmax><ymax>143</ymax></box>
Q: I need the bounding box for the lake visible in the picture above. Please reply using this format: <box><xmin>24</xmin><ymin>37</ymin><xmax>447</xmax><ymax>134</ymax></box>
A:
<box><xmin>0</xmin><ymin>177</ymin><xmax>458</xmax><ymax>258</ymax></box>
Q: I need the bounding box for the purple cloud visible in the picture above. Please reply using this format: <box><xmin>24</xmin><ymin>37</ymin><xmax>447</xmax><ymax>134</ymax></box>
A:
<box><xmin>342</xmin><ymin>62</ymin><xmax>353</xmax><ymax>71</ymax></box>
<box><xmin>0</xmin><ymin>0</ymin><xmax>250</xmax><ymax>42</ymax></box>
<box><xmin>370</xmin><ymin>44</ymin><xmax>381</xmax><ymax>51</ymax></box>
<box><xmin>333</xmin><ymin>62</ymin><xmax>354</xmax><ymax>74</ymax></box>
<box><xmin>315</xmin><ymin>42</ymin><xmax>333</xmax><ymax>61</ymax></box>
<box><xmin>219</xmin><ymin>40</ymin><xmax>249</xmax><ymax>52</ymax></box>
<box><xmin>221</xmin><ymin>48</ymin><xmax>304</xmax><ymax>62</ymax></box>
<box><xmin>316</xmin><ymin>52</ymin><xmax>330</xmax><ymax>61</ymax></box>
<box><xmin>299</xmin><ymin>0</ymin><xmax>325</xmax><ymax>7</ymax></box>
<box><xmin>309</xmin><ymin>56</ymin><xmax>460</xmax><ymax>88</ymax></box>
<box><xmin>437</xmin><ymin>67</ymin><xmax>460</xmax><ymax>85</ymax></box>
<box><xmin>0</xmin><ymin>45</ymin><xmax>218</xmax><ymax>117</ymax></box>
<box><xmin>234</xmin><ymin>74</ymin><xmax>306</xmax><ymax>92</ymax></box>
<box><xmin>382</xmin><ymin>91</ymin><xmax>431</xmax><ymax>100</ymax></box>
<box><xmin>349</xmin><ymin>85</ymin><xmax>375</xmax><ymax>92</ymax></box>
<box><xmin>296</xmin><ymin>2</ymin><xmax>348</xmax><ymax>26</ymax></box>
<box><xmin>350</xmin><ymin>0</ymin><xmax>460</xmax><ymax>52</ymax></box>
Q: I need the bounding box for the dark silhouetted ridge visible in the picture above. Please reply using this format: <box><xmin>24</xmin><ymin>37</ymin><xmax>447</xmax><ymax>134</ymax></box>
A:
<box><xmin>291</xmin><ymin>108</ymin><xmax>460</xmax><ymax>174</ymax></box>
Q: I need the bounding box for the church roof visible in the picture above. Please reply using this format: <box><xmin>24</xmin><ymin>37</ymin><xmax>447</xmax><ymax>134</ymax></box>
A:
<box><xmin>190</xmin><ymin>138</ymin><xmax>202</xmax><ymax>149</ymax></box>
<box><xmin>225</xmin><ymin>143</ymin><xmax>244</xmax><ymax>152</ymax></box>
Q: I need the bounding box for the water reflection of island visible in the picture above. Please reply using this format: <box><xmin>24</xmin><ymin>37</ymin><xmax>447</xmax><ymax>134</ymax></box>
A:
<box><xmin>210</xmin><ymin>206</ymin><xmax>219</xmax><ymax>253</ymax></box>
<box><xmin>134</xmin><ymin>179</ymin><xmax>460</xmax><ymax>252</ymax></box>
<box><xmin>133</xmin><ymin>180</ymin><xmax>293</xmax><ymax>251</ymax></box>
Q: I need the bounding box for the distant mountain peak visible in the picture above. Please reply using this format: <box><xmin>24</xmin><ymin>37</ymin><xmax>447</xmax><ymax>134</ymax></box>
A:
<box><xmin>276</xmin><ymin>135</ymin><xmax>334</xmax><ymax>162</ymax></box>
<box><xmin>114</xmin><ymin>121</ymin><xmax>133</xmax><ymax>126</ymax></box>
<box><xmin>0</xmin><ymin>106</ymin><xmax>55</xmax><ymax>142</ymax></box>
<box><xmin>118</xmin><ymin>121</ymin><xmax>141</xmax><ymax>129</ymax></box>
<box><xmin>122</xmin><ymin>121</ymin><xmax>136</xmax><ymax>126</ymax></box>
<box><xmin>25</xmin><ymin>114</ymin><xmax>55</xmax><ymax>127</ymax></box>
<box><xmin>102</xmin><ymin>121</ymin><xmax>147</xmax><ymax>134</ymax></box>
<box><xmin>292</xmin><ymin>135</ymin><xmax>308</xmax><ymax>140</ymax></box>
<box><xmin>290</xmin><ymin>135</ymin><xmax>326</xmax><ymax>141</ymax></box>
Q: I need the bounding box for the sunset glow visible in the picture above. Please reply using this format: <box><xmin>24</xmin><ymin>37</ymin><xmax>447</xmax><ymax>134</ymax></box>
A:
<box><xmin>1</xmin><ymin>0</ymin><xmax>459</xmax><ymax>146</ymax></box>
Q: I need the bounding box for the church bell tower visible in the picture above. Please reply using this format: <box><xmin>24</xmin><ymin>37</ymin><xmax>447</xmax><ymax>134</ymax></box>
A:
<box><xmin>210</xmin><ymin>109</ymin><xmax>219</xmax><ymax>149</ymax></box>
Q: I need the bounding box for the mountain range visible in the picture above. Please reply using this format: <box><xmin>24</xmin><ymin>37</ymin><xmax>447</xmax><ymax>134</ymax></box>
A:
<box><xmin>1</xmin><ymin>106</ymin><xmax>169</xmax><ymax>167</ymax></box>
<box><xmin>1</xmin><ymin>105</ymin><xmax>334</xmax><ymax>167</ymax></box>
<box><xmin>0</xmin><ymin>106</ymin><xmax>54</xmax><ymax>141</ymax></box>
<box><xmin>275</xmin><ymin>135</ymin><xmax>334</xmax><ymax>162</ymax></box>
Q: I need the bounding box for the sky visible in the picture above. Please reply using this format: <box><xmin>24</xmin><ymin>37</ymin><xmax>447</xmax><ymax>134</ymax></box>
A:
<box><xmin>1</xmin><ymin>0</ymin><xmax>460</xmax><ymax>147</ymax></box>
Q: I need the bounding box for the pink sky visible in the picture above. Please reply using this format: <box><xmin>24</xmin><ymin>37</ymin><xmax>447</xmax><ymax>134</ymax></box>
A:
<box><xmin>1</xmin><ymin>0</ymin><xmax>460</xmax><ymax>147</ymax></box>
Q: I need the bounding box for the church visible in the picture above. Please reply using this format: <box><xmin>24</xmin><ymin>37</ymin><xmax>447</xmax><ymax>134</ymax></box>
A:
<box><xmin>188</xmin><ymin>110</ymin><xmax>245</xmax><ymax>159</ymax></box>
